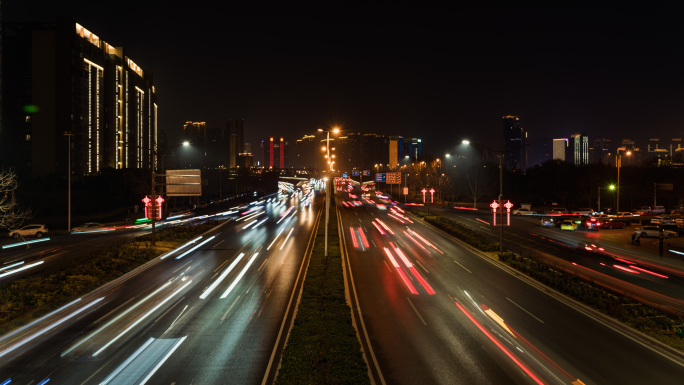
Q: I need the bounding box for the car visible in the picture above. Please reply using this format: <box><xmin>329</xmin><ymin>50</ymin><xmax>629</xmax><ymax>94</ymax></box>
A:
<box><xmin>540</xmin><ymin>217</ymin><xmax>554</xmax><ymax>227</ymax></box>
<box><xmin>595</xmin><ymin>219</ymin><xmax>626</xmax><ymax>229</ymax></box>
<box><xmin>615</xmin><ymin>212</ymin><xmax>633</xmax><ymax>218</ymax></box>
<box><xmin>513</xmin><ymin>208</ymin><xmax>537</xmax><ymax>216</ymax></box>
<box><xmin>547</xmin><ymin>208</ymin><xmax>569</xmax><ymax>215</ymax></box>
<box><xmin>658</xmin><ymin>224</ymin><xmax>684</xmax><ymax>236</ymax></box>
<box><xmin>560</xmin><ymin>220</ymin><xmax>578</xmax><ymax>231</ymax></box>
<box><xmin>572</xmin><ymin>208</ymin><xmax>595</xmax><ymax>216</ymax></box>
<box><xmin>9</xmin><ymin>224</ymin><xmax>48</xmax><ymax>239</ymax></box>
<box><xmin>71</xmin><ymin>222</ymin><xmax>105</xmax><ymax>232</ymax></box>
<box><xmin>651</xmin><ymin>216</ymin><xmax>675</xmax><ymax>225</ymax></box>
<box><xmin>634</xmin><ymin>226</ymin><xmax>678</xmax><ymax>238</ymax></box>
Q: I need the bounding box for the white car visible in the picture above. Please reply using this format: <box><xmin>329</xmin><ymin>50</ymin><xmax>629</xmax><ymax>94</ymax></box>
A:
<box><xmin>635</xmin><ymin>226</ymin><xmax>678</xmax><ymax>238</ymax></box>
<box><xmin>9</xmin><ymin>224</ymin><xmax>48</xmax><ymax>239</ymax></box>
<box><xmin>513</xmin><ymin>208</ymin><xmax>537</xmax><ymax>216</ymax></box>
<box><xmin>71</xmin><ymin>222</ymin><xmax>105</xmax><ymax>232</ymax></box>
<box><xmin>572</xmin><ymin>208</ymin><xmax>595</xmax><ymax>216</ymax></box>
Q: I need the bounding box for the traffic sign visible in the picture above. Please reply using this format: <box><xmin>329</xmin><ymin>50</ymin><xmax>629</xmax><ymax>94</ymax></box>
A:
<box><xmin>352</xmin><ymin>170</ymin><xmax>360</xmax><ymax>176</ymax></box>
<box><xmin>387</xmin><ymin>172</ymin><xmax>401</xmax><ymax>184</ymax></box>
<box><xmin>343</xmin><ymin>173</ymin><xmax>348</xmax><ymax>178</ymax></box>
<box><xmin>375</xmin><ymin>173</ymin><xmax>386</xmax><ymax>182</ymax></box>
<box><xmin>403</xmin><ymin>187</ymin><xmax>408</xmax><ymax>195</ymax></box>
<box><xmin>363</xmin><ymin>170</ymin><xmax>370</xmax><ymax>176</ymax></box>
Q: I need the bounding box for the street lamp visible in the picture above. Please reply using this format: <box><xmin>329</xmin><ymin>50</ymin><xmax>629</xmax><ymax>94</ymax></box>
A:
<box><xmin>616</xmin><ymin>150</ymin><xmax>631</xmax><ymax>213</ymax></box>
<box><xmin>598</xmin><ymin>184</ymin><xmax>615</xmax><ymax>214</ymax></box>
<box><xmin>318</xmin><ymin>126</ymin><xmax>340</xmax><ymax>256</ymax></box>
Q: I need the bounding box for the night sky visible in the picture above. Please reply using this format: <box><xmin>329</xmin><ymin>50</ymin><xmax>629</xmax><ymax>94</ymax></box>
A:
<box><xmin>5</xmin><ymin>2</ymin><xmax>684</xmax><ymax>154</ymax></box>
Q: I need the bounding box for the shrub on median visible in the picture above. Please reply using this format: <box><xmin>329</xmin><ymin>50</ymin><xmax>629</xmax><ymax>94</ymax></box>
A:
<box><xmin>276</xmin><ymin>196</ymin><xmax>370</xmax><ymax>385</ymax></box>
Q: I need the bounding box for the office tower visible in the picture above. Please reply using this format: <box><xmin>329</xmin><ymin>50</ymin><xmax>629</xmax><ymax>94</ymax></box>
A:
<box><xmin>532</xmin><ymin>137</ymin><xmax>553</xmax><ymax>166</ymax></box>
<box><xmin>362</xmin><ymin>134</ymin><xmax>389</xmax><ymax>171</ymax></box>
<box><xmin>0</xmin><ymin>19</ymin><xmax>157</xmax><ymax>177</ymax></box>
<box><xmin>336</xmin><ymin>133</ymin><xmax>362</xmax><ymax>173</ymax></box>
<box><xmin>593</xmin><ymin>138</ymin><xmax>611</xmax><ymax>164</ymax></box>
<box><xmin>403</xmin><ymin>138</ymin><xmax>422</xmax><ymax>163</ymax></box>
<box><xmin>227</xmin><ymin>118</ymin><xmax>244</xmax><ymax>169</ymax></box>
<box><xmin>261</xmin><ymin>136</ymin><xmax>286</xmax><ymax>169</ymax></box>
<box><xmin>502</xmin><ymin>115</ymin><xmax>526</xmax><ymax>171</ymax></box>
<box><xmin>552</xmin><ymin>138</ymin><xmax>567</xmax><ymax>161</ymax></box>
<box><xmin>206</xmin><ymin>127</ymin><xmax>225</xmax><ymax>168</ymax></box>
<box><xmin>389</xmin><ymin>136</ymin><xmax>402</xmax><ymax>170</ymax></box>
<box><xmin>571</xmin><ymin>133</ymin><xmax>589</xmax><ymax>166</ymax></box>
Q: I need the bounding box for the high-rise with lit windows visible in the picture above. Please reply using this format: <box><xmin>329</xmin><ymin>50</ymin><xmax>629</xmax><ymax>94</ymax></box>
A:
<box><xmin>502</xmin><ymin>115</ymin><xmax>526</xmax><ymax>171</ymax></box>
<box><xmin>0</xmin><ymin>18</ymin><xmax>157</xmax><ymax>178</ymax></box>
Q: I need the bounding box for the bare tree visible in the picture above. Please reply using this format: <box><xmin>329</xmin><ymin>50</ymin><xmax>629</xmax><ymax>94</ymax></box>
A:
<box><xmin>0</xmin><ymin>169</ymin><xmax>34</xmax><ymax>230</ymax></box>
<box><xmin>459</xmin><ymin>161</ymin><xmax>494</xmax><ymax>208</ymax></box>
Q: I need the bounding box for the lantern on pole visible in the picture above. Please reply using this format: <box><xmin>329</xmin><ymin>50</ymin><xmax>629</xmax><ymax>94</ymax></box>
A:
<box><xmin>490</xmin><ymin>200</ymin><xmax>500</xmax><ymax>226</ymax></box>
<box><xmin>421</xmin><ymin>188</ymin><xmax>427</xmax><ymax>203</ymax></box>
<box><xmin>504</xmin><ymin>200</ymin><xmax>514</xmax><ymax>226</ymax></box>
<box><xmin>429</xmin><ymin>188</ymin><xmax>435</xmax><ymax>203</ymax></box>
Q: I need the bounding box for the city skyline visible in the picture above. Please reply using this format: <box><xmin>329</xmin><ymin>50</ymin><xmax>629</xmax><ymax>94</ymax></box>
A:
<box><xmin>4</xmin><ymin>4</ymin><xmax>684</xmax><ymax>156</ymax></box>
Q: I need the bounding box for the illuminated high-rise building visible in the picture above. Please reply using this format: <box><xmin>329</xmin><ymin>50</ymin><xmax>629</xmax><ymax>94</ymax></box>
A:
<box><xmin>0</xmin><ymin>19</ymin><xmax>157</xmax><ymax>177</ymax></box>
<box><xmin>571</xmin><ymin>133</ymin><xmax>589</xmax><ymax>166</ymax></box>
<box><xmin>227</xmin><ymin>118</ymin><xmax>244</xmax><ymax>169</ymax></box>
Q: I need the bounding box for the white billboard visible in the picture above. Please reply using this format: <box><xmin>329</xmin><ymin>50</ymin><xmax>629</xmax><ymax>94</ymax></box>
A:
<box><xmin>166</xmin><ymin>169</ymin><xmax>202</xmax><ymax>196</ymax></box>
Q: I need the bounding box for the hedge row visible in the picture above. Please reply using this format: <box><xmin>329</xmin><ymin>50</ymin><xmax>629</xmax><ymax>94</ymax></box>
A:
<box><xmin>418</xmin><ymin>213</ymin><xmax>503</xmax><ymax>252</ymax></box>
<box><xmin>498</xmin><ymin>253</ymin><xmax>684</xmax><ymax>350</ymax></box>
<box><xmin>411</xmin><ymin>211</ymin><xmax>684</xmax><ymax>350</ymax></box>
<box><xmin>276</xmin><ymin>197</ymin><xmax>370</xmax><ymax>384</ymax></box>
<box><xmin>0</xmin><ymin>223</ymin><xmax>217</xmax><ymax>334</ymax></box>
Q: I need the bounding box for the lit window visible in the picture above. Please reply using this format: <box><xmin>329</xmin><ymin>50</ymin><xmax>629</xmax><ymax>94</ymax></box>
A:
<box><xmin>25</xmin><ymin>116</ymin><xmax>31</xmax><ymax>123</ymax></box>
<box><xmin>26</xmin><ymin>134</ymin><xmax>31</xmax><ymax>141</ymax></box>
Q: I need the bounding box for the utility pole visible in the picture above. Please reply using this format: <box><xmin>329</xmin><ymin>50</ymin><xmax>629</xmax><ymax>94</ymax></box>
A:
<box><xmin>64</xmin><ymin>131</ymin><xmax>73</xmax><ymax>232</ymax></box>
<box><xmin>499</xmin><ymin>141</ymin><xmax>504</xmax><ymax>254</ymax></box>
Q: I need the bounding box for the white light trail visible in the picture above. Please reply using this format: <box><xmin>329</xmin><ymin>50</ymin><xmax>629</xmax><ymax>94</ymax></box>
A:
<box><xmin>267</xmin><ymin>228</ymin><xmax>285</xmax><ymax>250</ymax></box>
<box><xmin>220</xmin><ymin>252</ymin><xmax>259</xmax><ymax>298</ymax></box>
<box><xmin>2</xmin><ymin>238</ymin><xmax>50</xmax><ymax>249</ymax></box>
<box><xmin>138</xmin><ymin>336</ymin><xmax>188</xmax><ymax>385</ymax></box>
<box><xmin>0</xmin><ymin>261</ymin><xmax>25</xmax><ymax>271</ymax></box>
<box><xmin>280</xmin><ymin>228</ymin><xmax>295</xmax><ymax>250</ymax></box>
<box><xmin>199</xmin><ymin>253</ymin><xmax>246</xmax><ymax>299</ymax></box>
<box><xmin>0</xmin><ymin>261</ymin><xmax>44</xmax><ymax>279</ymax></box>
<box><xmin>160</xmin><ymin>236</ymin><xmax>202</xmax><ymax>260</ymax></box>
<box><xmin>174</xmin><ymin>236</ymin><xmax>216</xmax><ymax>260</ymax></box>
<box><xmin>93</xmin><ymin>280</ymin><xmax>192</xmax><ymax>357</ymax></box>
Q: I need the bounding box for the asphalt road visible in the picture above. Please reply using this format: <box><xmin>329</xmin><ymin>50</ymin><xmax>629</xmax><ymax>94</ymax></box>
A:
<box><xmin>0</xmin><ymin>188</ymin><xmax>320</xmax><ymax>384</ymax></box>
<box><xmin>340</xmin><ymin>193</ymin><xmax>684</xmax><ymax>384</ymax></box>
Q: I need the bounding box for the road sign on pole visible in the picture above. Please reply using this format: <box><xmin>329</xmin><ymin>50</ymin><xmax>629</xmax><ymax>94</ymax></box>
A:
<box><xmin>375</xmin><ymin>173</ymin><xmax>387</xmax><ymax>182</ymax></box>
<box><xmin>403</xmin><ymin>187</ymin><xmax>408</xmax><ymax>195</ymax></box>
<box><xmin>352</xmin><ymin>170</ymin><xmax>360</xmax><ymax>176</ymax></box>
<box><xmin>363</xmin><ymin>170</ymin><xmax>370</xmax><ymax>176</ymax></box>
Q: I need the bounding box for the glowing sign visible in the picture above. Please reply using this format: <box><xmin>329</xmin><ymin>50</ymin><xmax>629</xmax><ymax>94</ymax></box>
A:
<box><xmin>421</xmin><ymin>188</ymin><xmax>427</xmax><ymax>203</ymax></box>
<box><xmin>143</xmin><ymin>195</ymin><xmax>165</xmax><ymax>220</ymax></box>
<box><xmin>504</xmin><ymin>200</ymin><xmax>513</xmax><ymax>226</ymax></box>
<box><xmin>429</xmin><ymin>188</ymin><xmax>435</xmax><ymax>203</ymax></box>
<box><xmin>490</xmin><ymin>200</ymin><xmax>500</xmax><ymax>226</ymax></box>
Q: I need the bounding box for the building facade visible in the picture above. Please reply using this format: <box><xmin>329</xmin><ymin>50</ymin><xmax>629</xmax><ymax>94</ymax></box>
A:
<box><xmin>0</xmin><ymin>19</ymin><xmax>157</xmax><ymax>178</ymax></box>
<box><xmin>502</xmin><ymin>115</ymin><xmax>526</xmax><ymax>171</ymax></box>
<box><xmin>570</xmin><ymin>133</ymin><xmax>589</xmax><ymax>166</ymax></box>
<box><xmin>227</xmin><ymin>118</ymin><xmax>244</xmax><ymax>169</ymax></box>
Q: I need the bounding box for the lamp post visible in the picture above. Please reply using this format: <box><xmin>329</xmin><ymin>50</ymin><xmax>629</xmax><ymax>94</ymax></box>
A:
<box><xmin>616</xmin><ymin>150</ymin><xmax>631</xmax><ymax>213</ymax></box>
<box><xmin>318</xmin><ymin>127</ymin><xmax>340</xmax><ymax>257</ymax></box>
<box><xmin>598</xmin><ymin>185</ymin><xmax>615</xmax><ymax>214</ymax></box>
<box><xmin>64</xmin><ymin>131</ymin><xmax>74</xmax><ymax>231</ymax></box>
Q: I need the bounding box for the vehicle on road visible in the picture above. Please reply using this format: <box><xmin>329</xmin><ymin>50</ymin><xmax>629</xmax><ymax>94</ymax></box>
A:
<box><xmin>513</xmin><ymin>208</ymin><xmax>537</xmax><ymax>215</ymax></box>
<box><xmin>572</xmin><ymin>208</ymin><xmax>595</xmax><ymax>216</ymax></box>
<box><xmin>540</xmin><ymin>217</ymin><xmax>555</xmax><ymax>227</ymax></box>
<box><xmin>651</xmin><ymin>216</ymin><xmax>676</xmax><ymax>224</ymax></box>
<box><xmin>634</xmin><ymin>226</ymin><xmax>678</xmax><ymax>238</ymax></box>
<box><xmin>547</xmin><ymin>208</ymin><xmax>569</xmax><ymax>215</ymax></box>
<box><xmin>71</xmin><ymin>222</ymin><xmax>105</xmax><ymax>232</ymax></box>
<box><xmin>615</xmin><ymin>212</ymin><xmax>633</xmax><ymax>218</ymax></box>
<box><xmin>9</xmin><ymin>224</ymin><xmax>48</xmax><ymax>239</ymax></box>
<box><xmin>560</xmin><ymin>220</ymin><xmax>578</xmax><ymax>231</ymax></box>
<box><xmin>595</xmin><ymin>219</ymin><xmax>627</xmax><ymax>229</ymax></box>
<box><xmin>658</xmin><ymin>224</ymin><xmax>684</xmax><ymax>236</ymax></box>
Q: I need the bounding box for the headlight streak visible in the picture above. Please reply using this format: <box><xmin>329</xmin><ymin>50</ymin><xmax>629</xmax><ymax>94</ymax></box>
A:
<box><xmin>251</xmin><ymin>218</ymin><xmax>269</xmax><ymax>230</ymax></box>
<box><xmin>0</xmin><ymin>297</ymin><xmax>104</xmax><ymax>359</ymax></box>
<box><xmin>1</xmin><ymin>379</ymin><xmax>10</xmax><ymax>385</ymax></box>
<box><xmin>267</xmin><ymin>228</ymin><xmax>285</xmax><ymax>250</ymax></box>
<box><xmin>137</xmin><ymin>336</ymin><xmax>188</xmax><ymax>385</ymax></box>
<box><xmin>200</xmin><ymin>253</ymin><xmax>246</xmax><ymax>299</ymax></box>
<box><xmin>383</xmin><ymin>247</ymin><xmax>418</xmax><ymax>295</ymax></box>
<box><xmin>99</xmin><ymin>337</ymin><xmax>155</xmax><ymax>385</ymax></box>
<box><xmin>391</xmin><ymin>244</ymin><xmax>435</xmax><ymax>295</ymax></box>
<box><xmin>71</xmin><ymin>228</ymin><xmax>116</xmax><ymax>234</ymax></box>
<box><xmin>160</xmin><ymin>236</ymin><xmax>203</xmax><ymax>260</ymax></box>
<box><xmin>280</xmin><ymin>228</ymin><xmax>295</xmax><ymax>250</ymax></box>
<box><xmin>2</xmin><ymin>238</ymin><xmax>50</xmax><ymax>249</ymax></box>
<box><xmin>220</xmin><ymin>252</ymin><xmax>259</xmax><ymax>298</ymax></box>
<box><xmin>92</xmin><ymin>280</ymin><xmax>193</xmax><ymax>357</ymax></box>
<box><xmin>242</xmin><ymin>219</ymin><xmax>259</xmax><ymax>230</ymax></box>
<box><xmin>174</xmin><ymin>236</ymin><xmax>216</xmax><ymax>260</ymax></box>
<box><xmin>36</xmin><ymin>379</ymin><xmax>49</xmax><ymax>385</ymax></box>
<box><xmin>0</xmin><ymin>261</ymin><xmax>25</xmax><ymax>272</ymax></box>
<box><xmin>61</xmin><ymin>282</ymin><xmax>173</xmax><ymax>357</ymax></box>
<box><xmin>454</xmin><ymin>301</ymin><xmax>545</xmax><ymax>385</ymax></box>
<box><xmin>0</xmin><ymin>261</ymin><xmax>44</xmax><ymax>279</ymax></box>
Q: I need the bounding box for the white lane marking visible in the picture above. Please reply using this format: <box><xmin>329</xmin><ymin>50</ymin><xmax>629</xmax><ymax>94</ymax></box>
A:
<box><xmin>220</xmin><ymin>295</ymin><xmax>241</xmax><ymax>324</ymax></box>
<box><xmin>406</xmin><ymin>297</ymin><xmax>427</xmax><ymax>326</ymax></box>
<box><xmin>454</xmin><ymin>260</ymin><xmax>472</xmax><ymax>274</ymax></box>
<box><xmin>173</xmin><ymin>261</ymin><xmax>193</xmax><ymax>274</ymax></box>
<box><xmin>506</xmin><ymin>297</ymin><xmax>544</xmax><ymax>324</ymax></box>
<box><xmin>383</xmin><ymin>259</ymin><xmax>392</xmax><ymax>272</ymax></box>
<box><xmin>213</xmin><ymin>240</ymin><xmax>225</xmax><ymax>248</ymax></box>
<box><xmin>213</xmin><ymin>259</ymin><xmax>231</xmax><ymax>273</ymax></box>
<box><xmin>162</xmin><ymin>304</ymin><xmax>189</xmax><ymax>338</ymax></box>
<box><xmin>414</xmin><ymin>259</ymin><xmax>429</xmax><ymax>273</ymax></box>
<box><xmin>371</xmin><ymin>240</ymin><xmax>376</xmax><ymax>247</ymax></box>
<box><xmin>479</xmin><ymin>226</ymin><xmax>491</xmax><ymax>231</ymax></box>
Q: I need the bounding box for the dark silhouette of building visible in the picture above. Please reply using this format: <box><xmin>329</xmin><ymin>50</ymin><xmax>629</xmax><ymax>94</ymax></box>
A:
<box><xmin>227</xmin><ymin>118</ymin><xmax>244</xmax><ymax>169</ymax></box>
<box><xmin>0</xmin><ymin>19</ymin><xmax>157</xmax><ymax>177</ymax></box>
<box><xmin>502</xmin><ymin>115</ymin><xmax>526</xmax><ymax>171</ymax></box>
<box><xmin>593</xmin><ymin>138</ymin><xmax>612</xmax><ymax>164</ymax></box>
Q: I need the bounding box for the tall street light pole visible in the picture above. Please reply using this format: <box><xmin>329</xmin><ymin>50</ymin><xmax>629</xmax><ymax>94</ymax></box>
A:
<box><xmin>64</xmin><ymin>131</ymin><xmax>74</xmax><ymax>231</ymax></box>
<box><xmin>616</xmin><ymin>150</ymin><xmax>631</xmax><ymax>213</ymax></box>
<box><xmin>319</xmin><ymin>127</ymin><xmax>339</xmax><ymax>257</ymax></box>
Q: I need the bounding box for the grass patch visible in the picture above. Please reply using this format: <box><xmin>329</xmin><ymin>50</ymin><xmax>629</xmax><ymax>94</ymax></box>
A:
<box><xmin>276</xmin><ymin>196</ymin><xmax>370</xmax><ymax>385</ymax></box>
<box><xmin>0</xmin><ymin>222</ymin><xmax>218</xmax><ymax>335</ymax></box>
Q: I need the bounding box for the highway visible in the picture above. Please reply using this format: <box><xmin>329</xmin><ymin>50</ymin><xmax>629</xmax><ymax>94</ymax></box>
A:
<box><xmin>0</xmin><ymin>185</ymin><xmax>320</xmax><ymax>385</ymax></box>
<box><xmin>340</xmin><ymin>191</ymin><xmax>684</xmax><ymax>384</ymax></box>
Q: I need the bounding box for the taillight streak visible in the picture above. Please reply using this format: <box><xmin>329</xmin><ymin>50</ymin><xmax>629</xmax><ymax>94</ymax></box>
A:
<box><xmin>403</xmin><ymin>231</ymin><xmax>430</xmax><ymax>253</ymax></box>
<box><xmin>372</xmin><ymin>222</ymin><xmax>385</xmax><ymax>235</ymax></box>
<box><xmin>358</xmin><ymin>227</ymin><xmax>369</xmax><ymax>248</ymax></box>
<box><xmin>383</xmin><ymin>247</ymin><xmax>418</xmax><ymax>295</ymax></box>
<box><xmin>407</xmin><ymin>229</ymin><xmax>443</xmax><ymax>254</ymax></box>
<box><xmin>350</xmin><ymin>227</ymin><xmax>359</xmax><ymax>248</ymax></box>
<box><xmin>392</xmin><ymin>245</ymin><xmax>435</xmax><ymax>295</ymax></box>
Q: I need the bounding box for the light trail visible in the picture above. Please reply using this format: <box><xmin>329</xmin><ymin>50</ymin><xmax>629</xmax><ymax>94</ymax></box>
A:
<box><xmin>628</xmin><ymin>266</ymin><xmax>668</xmax><ymax>278</ymax></box>
<box><xmin>220</xmin><ymin>252</ymin><xmax>260</xmax><ymax>298</ymax></box>
<box><xmin>383</xmin><ymin>247</ymin><xmax>418</xmax><ymax>295</ymax></box>
<box><xmin>350</xmin><ymin>227</ymin><xmax>359</xmax><ymax>248</ymax></box>
<box><xmin>280</xmin><ymin>228</ymin><xmax>295</xmax><ymax>250</ymax></box>
<box><xmin>267</xmin><ymin>228</ymin><xmax>285</xmax><ymax>250</ymax></box>
<box><xmin>0</xmin><ymin>297</ymin><xmax>105</xmax><ymax>359</ymax></box>
<box><xmin>93</xmin><ymin>280</ymin><xmax>192</xmax><ymax>357</ymax></box>
<box><xmin>175</xmin><ymin>236</ymin><xmax>216</xmax><ymax>260</ymax></box>
<box><xmin>200</xmin><ymin>253</ymin><xmax>246</xmax><ymax>299</ymax></box>
<box><xmin>393</xmin><ymin>245</ymin><xmax>435</xmax><ymax>295</ymax></box>
<box><xmin>372</xmin><ymin>221</ymin><xmax>385</xmax><ymax>235</ymax></box>
<box><xmin>403</xmin><ymin>231</ymin><xmax>430</xmax><ymax>253</ymax></box>
<box><xmin>2</xmin><ymin>238</ymin><xmax>50</xmax><ymax>249</ymax></box>
<box><xmin>160</xmin><ymin>236</ymin><xmax>203</xmax><ymax>259</ymax></box>
<box><xmin>0</xmin><ymin>261</ymin><xmax>25</xmax><ymax>272</ymax></box>
<box><xmin>358</xmin><ymin>227</ymin><xmax>369</xmax><ymax>248</ymax></box>
<box><xmin>0</xmin><ymin>261</ymin><xmax>44</xmax><ymax>279</ymax></box>
<box><xmin>407</xmin><ymin>229</ymin><xmax>444</xmax><ymax>254</ymax></box>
